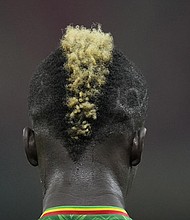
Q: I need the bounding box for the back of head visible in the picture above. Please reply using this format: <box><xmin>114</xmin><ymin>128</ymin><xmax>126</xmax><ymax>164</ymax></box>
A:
<box><xmin>28</xmin><ymin>25</ymin><xmax>148</xmax><ymax>162</ymax></box>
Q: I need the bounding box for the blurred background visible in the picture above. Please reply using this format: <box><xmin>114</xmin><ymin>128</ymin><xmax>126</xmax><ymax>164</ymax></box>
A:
<box><xmin>1</xmin><ymin>0</ymin><xmax>190</xmax><ymax>219</ymax></box>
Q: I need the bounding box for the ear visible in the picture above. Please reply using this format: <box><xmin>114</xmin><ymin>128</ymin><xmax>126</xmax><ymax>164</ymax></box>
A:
<box><xmin>130</xmin><ymin>127</ymin><xmax>147</xmax><ymax>166</ymax></box>
<box><xmin>23</xmin><ymin>127</ymin><xmax>38</xmax><ymax>166</ymax></box>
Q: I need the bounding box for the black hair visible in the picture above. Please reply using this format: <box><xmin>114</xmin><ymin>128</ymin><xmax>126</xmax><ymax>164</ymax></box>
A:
<box><xmin>28</xmin><ymin>48</ymin><xmax>148</xmax><ymax>161</ymax></box>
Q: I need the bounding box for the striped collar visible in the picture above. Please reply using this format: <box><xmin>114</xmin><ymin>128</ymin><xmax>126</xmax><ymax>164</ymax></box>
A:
<box><xmin>40</xmin><ymin>206</ymin><xmax>130</xmax><ymax>218</ymax></box>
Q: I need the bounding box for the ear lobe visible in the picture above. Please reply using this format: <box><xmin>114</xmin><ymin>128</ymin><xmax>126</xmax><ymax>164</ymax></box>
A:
<box><xmin>23</xmin><ymin>127</ymin><xmax>38</xmax><ymax>166</ymax></box>
<box><xmin>130</xmin><ymin>127</ymin><xmax>147</xmax><ymax>166</ymax></box>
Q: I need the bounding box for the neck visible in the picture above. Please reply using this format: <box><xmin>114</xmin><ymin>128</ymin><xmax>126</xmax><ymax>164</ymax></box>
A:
<box><xmin>37</xmin><ymin>137</ymin><xmax>132</xmax><ymax>212</ymax></box>
<box><xmin>42</xmin><ymin>168</ymin><xmax>126</xmax><ymax>211</ymax></box>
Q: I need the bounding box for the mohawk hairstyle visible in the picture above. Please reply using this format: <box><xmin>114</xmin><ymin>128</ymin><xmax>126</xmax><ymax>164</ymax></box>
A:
<box><xmin>28</xmin><ymin>25</ymin><xmax>148</xmax><ymax>161</ymax></box>
<box><xmin>61</xmin><ymin>25</ymin><xmax>113</xmax><ymax>139</ymax></box>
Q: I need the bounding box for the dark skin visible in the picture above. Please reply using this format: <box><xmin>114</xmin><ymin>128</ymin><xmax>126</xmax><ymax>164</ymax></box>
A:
<box><xmin>23</xmin><ymin>126</ymin><xmax>146</xmax><ymax>212</ymax></box>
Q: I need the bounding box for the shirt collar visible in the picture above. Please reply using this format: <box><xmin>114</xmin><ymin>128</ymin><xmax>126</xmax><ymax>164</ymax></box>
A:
<box><xmin>40</xmin><ymin>206</ymin><xmax>130</xmax><ymax>218</ymax></box>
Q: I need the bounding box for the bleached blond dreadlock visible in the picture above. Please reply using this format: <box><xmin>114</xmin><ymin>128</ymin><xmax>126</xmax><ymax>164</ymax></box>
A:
<box><xmin>60</xmin><ymin>25</ymin><xmax>113</xmax><ymax>139</ymax></box>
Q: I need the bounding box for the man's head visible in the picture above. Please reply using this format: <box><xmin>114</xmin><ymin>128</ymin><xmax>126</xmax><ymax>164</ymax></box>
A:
<box><xmin>23</xmin><ymin>25</ymin><xmax>148</xmax><ymax>205</ymax></box>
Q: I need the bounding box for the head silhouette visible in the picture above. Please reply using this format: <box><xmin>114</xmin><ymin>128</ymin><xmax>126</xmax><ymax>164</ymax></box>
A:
<box><xmin>23</xmin><ymin>25</ymin><xmax>148</xmax><ymax>210</ymax></box>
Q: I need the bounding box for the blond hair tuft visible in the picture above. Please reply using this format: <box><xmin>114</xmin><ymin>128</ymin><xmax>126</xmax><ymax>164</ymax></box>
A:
<box><xmin>61</xmin><ymin>25</ymin><xmax>113</xmax><ymax>139</ymax></box>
